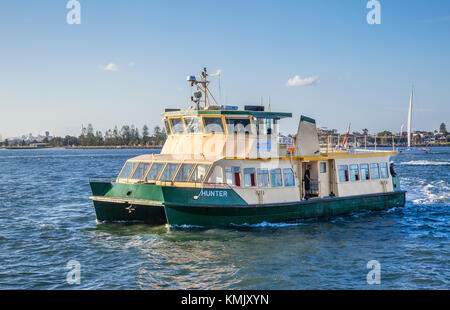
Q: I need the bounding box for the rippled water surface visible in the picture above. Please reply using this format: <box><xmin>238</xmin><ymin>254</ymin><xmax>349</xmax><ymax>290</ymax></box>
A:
<box><xmin>0</xmin><ymin>147</ymin><xmax>448</xmax><ymax>289</ymax></box>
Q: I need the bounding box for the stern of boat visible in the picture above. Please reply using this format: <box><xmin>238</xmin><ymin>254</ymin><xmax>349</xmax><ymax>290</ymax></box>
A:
<box><xmin>89</xmin><ymin>178</ymin><xmax>167</xmax><ymax>224</ymax></box>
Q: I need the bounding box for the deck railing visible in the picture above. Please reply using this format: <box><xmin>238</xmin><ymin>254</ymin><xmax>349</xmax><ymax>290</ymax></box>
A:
<box><xmin>156</xmin><ymin>180</ymin><xmax>234</xmax><ymax>189</ymax></box>
<box><xmin>88</xmin><ymin>177</ymin><xmax>235</xmax><ymax>189</ymax></box>
<box><xmin>302</xmin><ymin>179</ymin><xmax>319</xmax><ymax>197</ymax></box>
<box><xmin>89</xmin><ymin>177</ymin><xmax>117</xmax><ymax>183</ymax></box>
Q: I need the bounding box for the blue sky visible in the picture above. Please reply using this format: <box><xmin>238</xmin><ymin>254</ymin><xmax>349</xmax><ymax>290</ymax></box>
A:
<box><xmin>0</xmin><ymin>0</ymin><xmax>449</xmax><ymax>138</ymax></box>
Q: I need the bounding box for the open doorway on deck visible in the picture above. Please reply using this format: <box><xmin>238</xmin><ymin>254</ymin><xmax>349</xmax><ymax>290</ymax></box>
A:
<box><xmin>302</xmin><ymin>162</ymin><xmax>319</xmax><ymax>199</ymax></box>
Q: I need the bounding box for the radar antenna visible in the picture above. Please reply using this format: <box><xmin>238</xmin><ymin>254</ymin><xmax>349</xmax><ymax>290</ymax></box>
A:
<box><xmin>186</xmin><ymin>67</ymin><xmax>220</xmax><ymax>110</ymax></box>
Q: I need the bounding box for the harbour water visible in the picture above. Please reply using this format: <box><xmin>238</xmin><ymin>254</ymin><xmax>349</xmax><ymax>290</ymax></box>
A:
<box><xmin>0</xmin><ymin>147</ymin><xmax>448</xmax><ymax>289</ymax></box>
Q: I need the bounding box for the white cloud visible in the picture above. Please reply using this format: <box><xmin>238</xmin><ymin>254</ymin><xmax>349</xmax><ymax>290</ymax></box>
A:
<box><xmin>209</xmin><ymin>69</ymin><xmax>221</xmax><ymax>76</ymax></box>
<box><xmin>286</xmin><ymin>75</ymin><xmax>319</xmax><ymax>87</ymax></box>
<box><xmin>101</xmin><ymin>63</ymin><xmax>118</xmax><ymax>71</ymax></box>
<box><xmin>128</xmin><ymin>61</ymin><xmax>135</xmax><ymax>67</ymax></box>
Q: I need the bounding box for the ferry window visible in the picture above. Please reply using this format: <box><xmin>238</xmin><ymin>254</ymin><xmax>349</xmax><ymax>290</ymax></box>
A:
<box><xmin>203</xmin><ymin>117</ymin><xmax>224</xmax><ymax>134</ymax></box>
<box><xmin>226</xmin><ymin>118</ymin><xmax>252</xmax><ymax>134</ymax></box>
<box><xmin>226</xmin><ymin>166</ymin><xmax>241</xmax><ymax>186</ymax></box>
<box><xmin>169</xmin><ymin>118</ymin><xmax>184</xmax><ymax>134</ymax></box>
<box><xmin>255</xmin><ymin>118</ymin><xmax>274</xmax><ymax>135</ymax></box>
<box><xmin>146</xmin><ymin>162</ymin><xmax>164</xmax><ymax>180</ymax></box>
<box><xmin>160</xmin><ymin>163</ymin><xmax>179</xmax><ymax>181</ymax></box>
<box><xmin>208</xmin><ymin>166</ymin><xmax>224</xmax><ymax>184</ymax></box>
<box><xmin>319</xmin><ymin>162</ymin><xmax>327</xmax><ymax>173</ymax></box>
<box><xmin>380</xmin><ymin>162</ymin><xmax>389</xmax><ymax>179</ymax></box>
<box><xmin>243</xmin><ymin>168</ymin><xmax>256</xmax><ymax>187</ymax></box>
<box><xmin>283</xmin><ymin>168</ymin><xmax>295</xmax><ymax>187</ymax></box>
<box><xmin>257</xmin><ymin>168</ymin><xmax>269</xmax><ymax>187</ymax></box>
<box><xmin>350</xmin><ymin>164</ymin><xmax>360</xmax><ymax>181</ymax></box>
<box><xmin>131</xmin><ymin>162</ymin><xmax>150</xmax><ymax>180</ymax></box>
<box><xmin>184</xmin><ymin>117</ymin><xmax>202</xmax><ymax>134</ymax></box>
<box><xmin>270</xmin><ymin>168</ymin><xmax>282</xmax><ymax>187</ymax></box>
<box><xmin>163</xmin><ymin>119</ymin><xmax>171</xmax><ymax>135</ymax></box>
<box><xmin>338</xmin><ymin>165</ymin><xmax>349</xmax><ymax>182</ymax></box>
<box><xmin>370</xmin><ymin>163</ymin><xmax>380</xmax><ymax>179</ymax></box>
<box><xmin>360</xmin><ymin>164</ymin><xmax>370</xmax><ymax>180</ymax></box>
<box><xmin>174</xmin><ymin>164</ymin><xmax>194</xmax><ymax>182</ymax></box>
<box><xmin>189</xmin><ymin>164</ymin><xmax>210</xmax><ymax>182</ymax></box>
<box><xmin>118</xmin><ymin>162</ymin><xmax>136</xmax><ymax>179</ymax></box>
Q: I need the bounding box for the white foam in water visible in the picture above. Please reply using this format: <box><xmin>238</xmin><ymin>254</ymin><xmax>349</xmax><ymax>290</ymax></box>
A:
<box><xmin>170</xmin><ymin>224</ymin><xmax>206</xmax><ymax>229</ymax></box>
<box><xmin>230</xmin><ymin>221</ymin><xmax>304</xmax><ymax>228</ymax></box>
<box><xmin>398</xmin><ymin>160</ymin><xmax>450</xmax><ymax>166</ymax></box>
<box><xmin>406</xmin><ymin>179</ymin><xmax>450</xmax><ymax>205</ymax></box>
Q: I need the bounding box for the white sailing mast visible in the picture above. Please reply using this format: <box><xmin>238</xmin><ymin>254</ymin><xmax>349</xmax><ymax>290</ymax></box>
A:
<box><xmin>407</xmin><ymin>86</ymin><xmax>413</xmax><ymax>149</ymax></box>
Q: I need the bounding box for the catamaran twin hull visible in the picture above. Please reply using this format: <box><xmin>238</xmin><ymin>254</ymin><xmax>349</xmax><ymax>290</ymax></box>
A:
<box><xmin>90</xmin><ymin>181</ymin><xmax>406</xmax><ymax>227</ymax></box>
<box><xmin>89</xmin><ymin>69</ymin><xmax>406</xmax><ymax>227</ymax></box>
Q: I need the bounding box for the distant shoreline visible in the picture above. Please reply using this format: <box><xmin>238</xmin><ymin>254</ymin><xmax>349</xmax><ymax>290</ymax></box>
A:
<box><xmin>1</xmin><ymin>144</ymin><xmax>449</xmax><ymax>150</ymax></box>
<box><xmin>1</xmin><ymin>145</ymin><xmax>163</xmax><ymax>150</ymax></box>
<box><xmin>63</xmin><ymin>145</ymin><xmax>163</xmax><ymax>149</ymax></box>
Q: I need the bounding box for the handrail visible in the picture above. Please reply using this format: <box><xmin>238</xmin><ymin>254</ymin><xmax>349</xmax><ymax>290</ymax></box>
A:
<box><xmin>90</xmin><ymin>176</ymin><xmax>234</xmax><ymax>189</ymax></box>
<box><xmin>156</xmin><ymin>180</ymin><xmax>233</xmax><ymax>189</ymax></box>
<box><xmin>319</xmin><ymin>148</ymin><xmax>396</xmax><ymax>154</ymax></box>
<box><xmin>302</xmin><ymin>178</ymin><xmax>319</xmax><ymax>196</ymax></box>
<box><xmin>89</xmin><ymin>177</ymin><xmax>117</xmax><ymax>183</ymax></box>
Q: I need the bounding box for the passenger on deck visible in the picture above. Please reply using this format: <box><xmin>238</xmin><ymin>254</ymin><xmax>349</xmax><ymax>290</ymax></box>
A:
<box><xmin>304</xmin><ymin>165</ymin><xmax>311</xmax><ymax>199</ymax></box>
<box><xmin>390</xmin><ymin>163</ymin><xmax>397</xmax><ymax>177</ymax></box>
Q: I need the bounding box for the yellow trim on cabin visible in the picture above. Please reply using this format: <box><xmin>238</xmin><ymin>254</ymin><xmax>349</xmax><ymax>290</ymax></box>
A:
<box><xmin>223</xmin><ymin>150</ymin><xmax>397</xmax><ymax>162</ymax></box>
<box><xmin>142</xmin><ymin>162</ymin><xmax>153</xmax><ymax>181</ymax></box>
<box><xmin>182</xmin><ymin>115</ymin><xmax>203</xmax><ymax>135</ymax></box>
<box><xmin>155</xmin><ymin>162</ymin><xmax>166</xmax><ymax>181</ymax></box>
<box><xmin>221</xmin><ymin>115</ymin><xmax>227</xmax><ymax>135</ymax></box>
<box><xmin>200</xmin><ymin>116</ymin><xmax>206</xmax><ymax>133</ymax></box>
<box><xmin>186</xmin><ymin>163</ymin><xmax>196</xmax><ymax>181</ymax></box>
<box><xmin>129</xmin><ymin>161</ymin><xmax>151</xmax><ymax>180</ymax></box>
<box><xmin>163</xmin><ymin>114</ymin><xmax>263</xmax><ymax>137</ymax></box>
<box><xmin>166</xmin><ymin>115</ymin><xmax>186</xmax><ymax>134</ymax></box>
<box><xmin>125</xmin><ymin>150</ymin><xmax>397</xmax><ymax>165</ymax></box>
<box><xmin>162</xmin><ymin>118</ymin><xmax>170</xmax><ymax>135</ymax></box>
<box><xmin>171</xmin><ymin>162</ymin><xmax>183</xmax><ymax>182</ymax></box>
<box><xmin>299</xmin><ymin>151</ymin><xmax>398</xmax><ymax>161</ymax></box>
<box><xmin>201</xmin><ymin>115</ymin><xmax>226</xmax><ymax>135</ymax></box>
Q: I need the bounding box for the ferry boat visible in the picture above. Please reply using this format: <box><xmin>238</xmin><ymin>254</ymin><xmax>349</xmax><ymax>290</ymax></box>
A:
<box><xmin>89</xmin><ymin>68</ymin><xmax>406</xmax><ymax>227</ymax></box>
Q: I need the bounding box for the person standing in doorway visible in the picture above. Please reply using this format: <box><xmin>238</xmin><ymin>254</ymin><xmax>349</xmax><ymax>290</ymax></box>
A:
<box><xmin>304</xmin><ymin>165</ymin><xmax>311</xmax><ymax>199</ymax></box>
<box><xmin>390</xmin><ymin>163</ymin><xmax>397</xmax><ymax>177</ymax></box>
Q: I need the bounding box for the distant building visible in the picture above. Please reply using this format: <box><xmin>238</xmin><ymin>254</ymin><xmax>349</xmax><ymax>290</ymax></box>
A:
<box><xmin>29</xmin><ymin>143</ymin><xmax>48</xmax><ymax>148</ymax></box>
<box><xmin>318</xmin><ymin>127</ymin><xmax>338</xmax><ymax>135</ymax></box>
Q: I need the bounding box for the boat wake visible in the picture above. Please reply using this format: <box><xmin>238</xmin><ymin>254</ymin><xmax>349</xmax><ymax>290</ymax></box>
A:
<box><xmin>397</xmin><ymin>160</ymin><xmax>450</xmax><ymax>166</ymax></box>
<box><xmin>402</xmin><ymin>178</ymin><xmax>449</xmax><ymax>205</ymax></box>
<box><xmin>230</xmin><ymin>221</ymin><xmax>306</xmax><ymax>228</ymax></box>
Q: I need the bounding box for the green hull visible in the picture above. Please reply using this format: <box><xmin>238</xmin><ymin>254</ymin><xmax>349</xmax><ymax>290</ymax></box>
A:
<box><xmin>164</xmin><ymin>191</ymin><xmax>406</xmax><ymax>227</ymax></box>
<box><xmin>93</xmin><ymin>200</ymin><xmax>166</xmax><ymax>224</ymax></box>
<box><xmin>90</xmin><ymin>181</ymin><xmax>166</xmax><ymax>224</ymax></box>
<box><xmin>90</xmin><ymin>181</ymin><xmax>406</xmax><ymax>227</ymax></box>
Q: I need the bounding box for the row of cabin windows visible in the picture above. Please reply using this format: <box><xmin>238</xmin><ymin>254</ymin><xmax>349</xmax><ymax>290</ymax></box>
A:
<box><xmin>164</xmin><ymin>116</ymin><xmax>274</xmax><ymax>135</ymax></box>
<box><xmin>118</xmin><ymin>161</ymin><xmax>210</xmax><ymax>183</ymax></box>
<box><xmin>119</xmin><ymin>160</ymin><xmax>296</xmax><ymax>188</ymax></box>
<box><xmin>225</xmin><ymin>167</ymin><xmax>295</xmax><ymax>188</ymax></box>
<box><xmin>338</xmin><ymin>162</ymin><xmax>389</xmax><ymax>183</ymax></box>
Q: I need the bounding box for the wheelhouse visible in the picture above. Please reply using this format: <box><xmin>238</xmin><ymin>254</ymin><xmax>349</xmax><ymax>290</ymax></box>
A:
<box><xmin>161</xmin><ymin>109</ymin><xmax>291</xmax><ymax>136</ymax></box>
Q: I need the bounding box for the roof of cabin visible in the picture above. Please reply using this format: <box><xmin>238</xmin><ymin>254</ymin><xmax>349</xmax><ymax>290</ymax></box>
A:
<box><xmin>162</xmin><ymin>109</ymin><xmax>292</xmax><ymax>119</ymax></box>
<box><xmin>128</xmin><ymin>153</ymin><xmax>218</xmax><ymax>163</ymax></box>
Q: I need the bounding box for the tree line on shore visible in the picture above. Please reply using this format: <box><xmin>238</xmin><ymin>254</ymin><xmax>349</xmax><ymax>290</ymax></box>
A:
<box><xmin>317</xmin><ymin>124</ymin><xmax>449</xmax><ymax>146</ymax></box>
<box><xmin>48</xmin><ymin>124</ymin><xmax>167</xmax><ymax>147</ymax></box>
<box><xmin>1</xmin><ymin>122</ymin><xmax>447</xmax><ymax>147</ymax></box>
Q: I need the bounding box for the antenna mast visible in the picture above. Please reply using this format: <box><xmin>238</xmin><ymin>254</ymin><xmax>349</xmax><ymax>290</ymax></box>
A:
<box><xmin>187</xmin><ymin>67</ymin><xmax>220</xmax><ymax>110</ymax></box>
